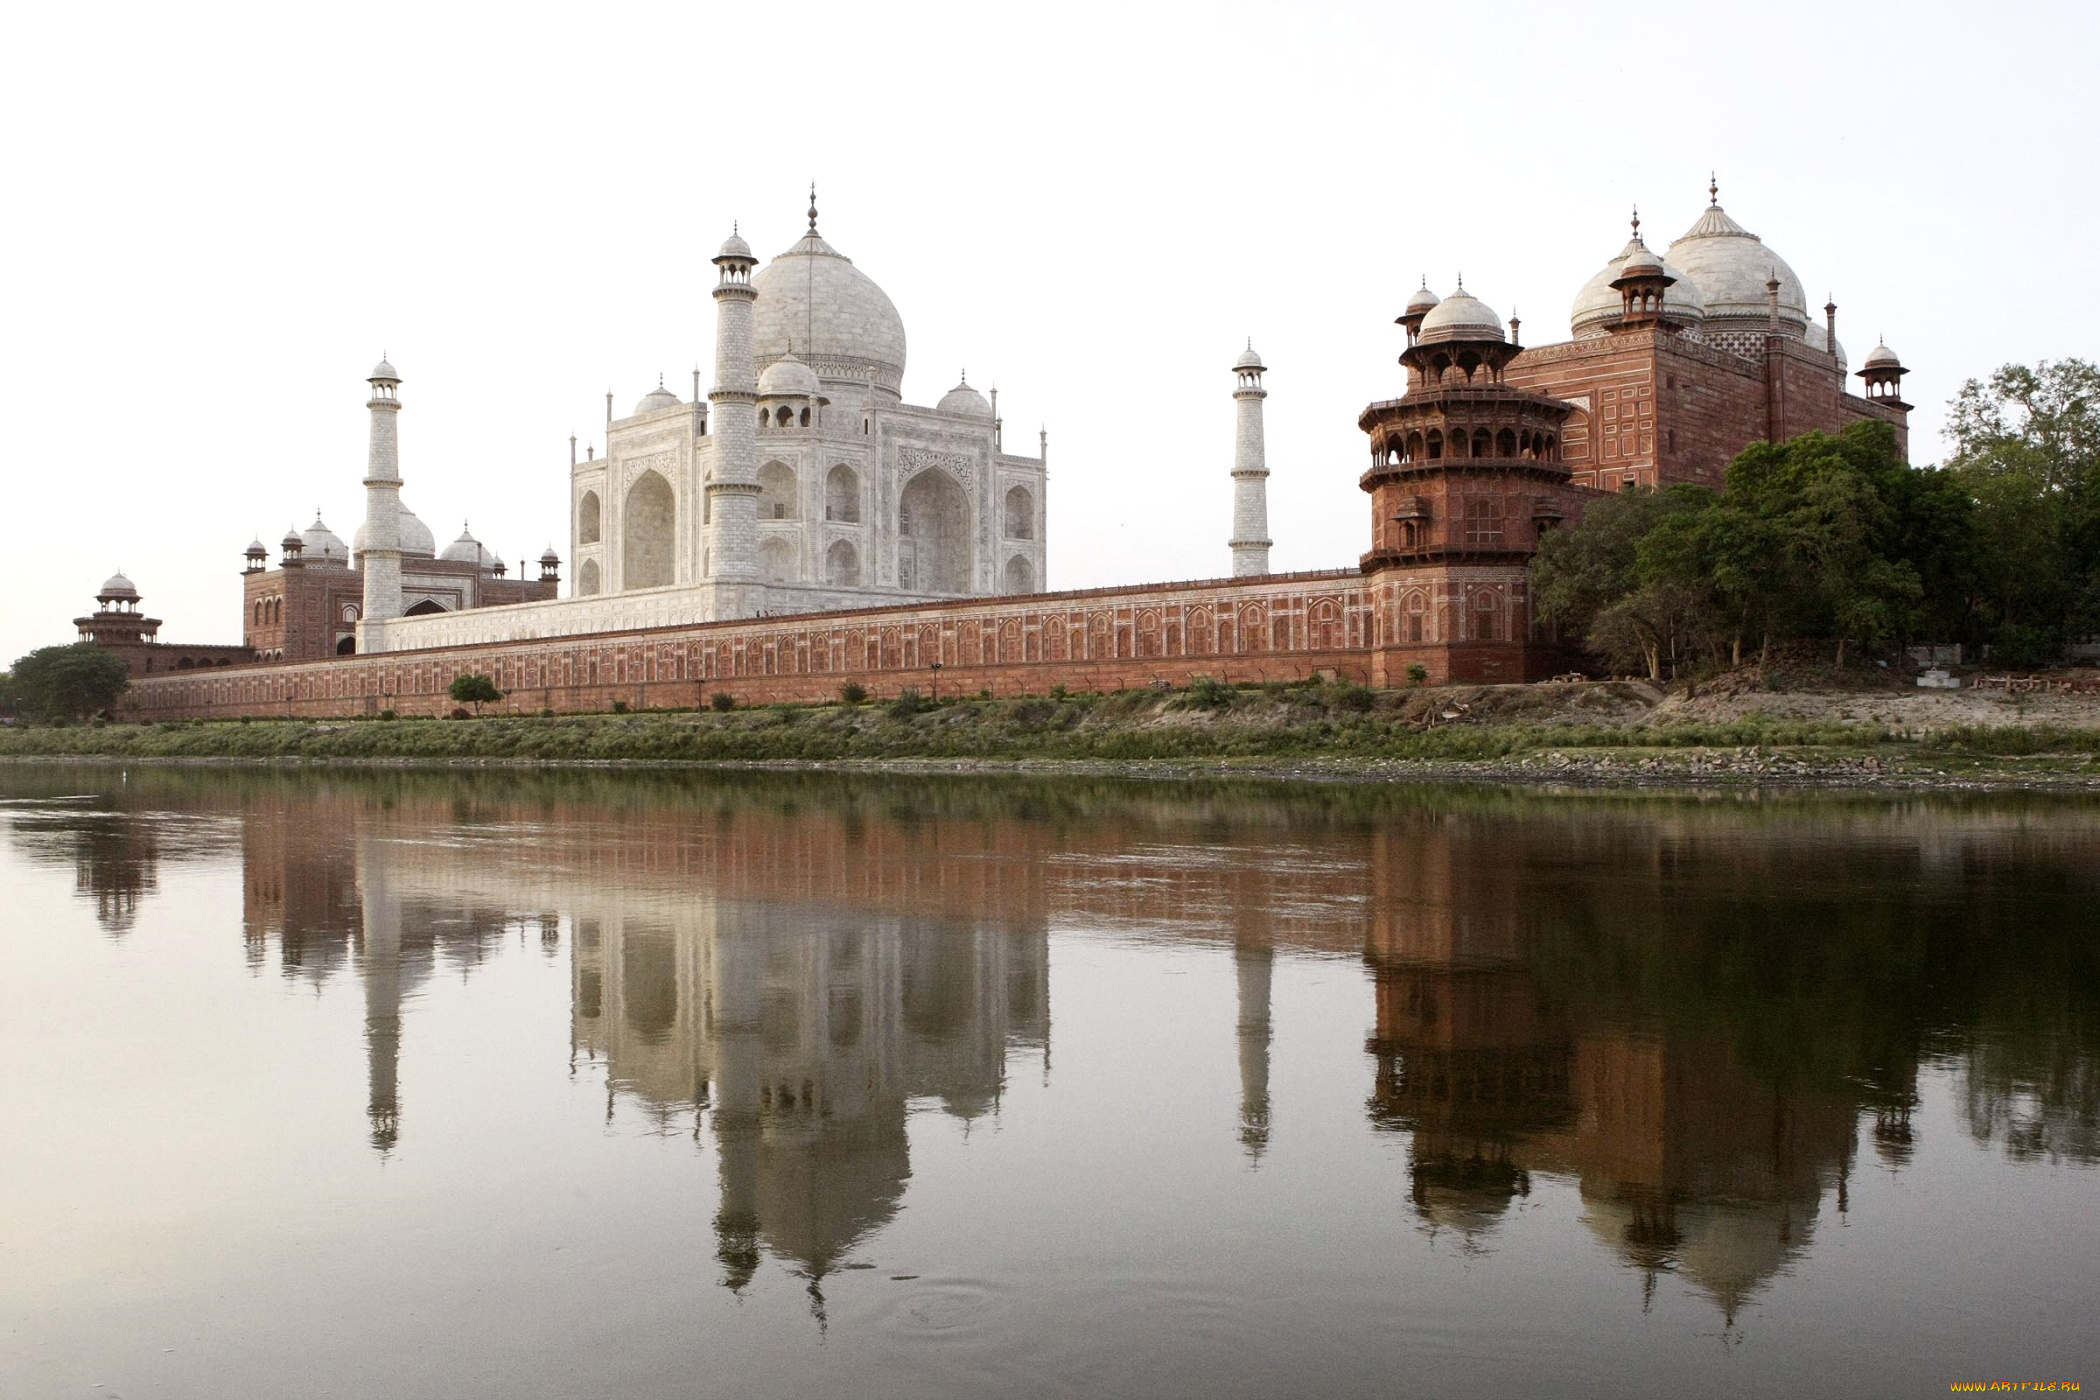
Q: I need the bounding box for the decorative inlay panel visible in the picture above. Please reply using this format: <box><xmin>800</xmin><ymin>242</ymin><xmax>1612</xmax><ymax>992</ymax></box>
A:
<box><xmin>897</xmin><ymin>446</ymin><xmax>975</xmax><ymax>492</ymax></box>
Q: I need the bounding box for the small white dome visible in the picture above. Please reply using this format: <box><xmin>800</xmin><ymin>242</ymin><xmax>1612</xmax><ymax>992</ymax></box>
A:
<box><xmin>539</xmin><ymin>545</ymin><xmax>561</xmax><ymax>565</ymax></box>
<box><xmin>758</xmin><ymin>352</ymin><xmax>821</xmax><ymax>398</ymax></box>
<box><xmin>302</xmin><ymin>515</ymin><xmax>350</xmax><ymax>566</ymax></box>
<box><xmin>716</xmin><ymin>228</ymin><xmax>753</xmax><ymax>261</ymax></box>
<box><xmin>1404</xmin><ymin>282</ymin><xmax>1442</xmax><ymax>316</ymax></box>
<box><xmin>1618</xmin><ymin>239</ymin><xmax>1666</xmax><ymax>277</ymax></box>
<box><xmin>633</xmin><ymin>383</ymin><xmax>682</xmax><ymax>416</ymax></box>
<box><xmin>441</xmin><ymin>525</ymin><xmax>499</xmax><ymax>569</ymax></box>
<box><xmin>1864</xmin><ymin>340</ymin><xmax>1901</xmax><ymax>368</ymax></box>
<box><xmin>1235</xmin><ymin>342</ymin><xmax>1265</xmax><ymax>370</ymax></box>
<box><xmin>99</xmin><ymin>572</ymin><xmax>138</xmax><ymax>598</ymax></box>
<box><xmin>369</xmin><ymin>358</ymin><xmax>400</xmax><ymax>382</ymax></box>
<box><xmin>937</xmin><ymin>378</ymin><xmax>992</xmax><ymax>418</ymax></box>
<box><xmin>245</xmin><ymin>537</ymin><xmax>268</xmax><ymax>555</ymax></box>
<box><xmin>1417</xmin><ymin>286</ymin><xmax>1505</xmax><ymax>344</ymax></box>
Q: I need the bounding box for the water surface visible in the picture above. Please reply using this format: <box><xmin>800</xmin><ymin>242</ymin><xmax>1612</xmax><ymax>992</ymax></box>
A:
<box><xmin>2</xmin><ymin>765</ymin><xmax>2094</xmax><ymax>1397</ymax></box>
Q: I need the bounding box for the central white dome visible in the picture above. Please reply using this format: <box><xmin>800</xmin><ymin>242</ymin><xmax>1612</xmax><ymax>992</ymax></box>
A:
<box><xmin>354</xmin><ymin>502</ymin><xmax>437</xmax><ymax>560</ymax></box>
<box><xmin>1666</xmin><ymin>202</ymin><xmax>1808</xmax><ymax>330</ymax></box>
<box><xmin>751</xmin><ymin>227</ymin><xmax>907</xmax><ymax>390</ymax></box>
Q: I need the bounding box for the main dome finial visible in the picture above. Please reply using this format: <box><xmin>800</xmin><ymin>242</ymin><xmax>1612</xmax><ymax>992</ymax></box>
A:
<box><xmin>1631</xmin><ymin>204</ymin><xmax>1640</xmax><ymax>238</ymax></box>
<box><xmin>1709</xmin><ymin>172</ymin><xmax>1719</xmax><ymax>206</ymax></box>
<box><xmin>808</xmin><ymin>182</ymin><xmax>818</xmax><ymax>235</ymax></box>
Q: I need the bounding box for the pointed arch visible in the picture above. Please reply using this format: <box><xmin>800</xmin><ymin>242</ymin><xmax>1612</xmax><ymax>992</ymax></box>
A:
<box><xmin>623</xmin><ymin>470</ymin><xmax>676</xmax><ymax>589</ymax></box>
<box><xmin>898</xmin><ymin>468</ymin><xmax>971</xmax><ymax>594</ymax></box>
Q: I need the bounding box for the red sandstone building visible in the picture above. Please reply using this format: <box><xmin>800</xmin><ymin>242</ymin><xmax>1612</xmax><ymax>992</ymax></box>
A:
<box><xmin>240</xmin><ymin>517</ymin><xmax>559</xmax><ymax>662</ymax></box>
<box><xmin>99</xmin><ymin>186</ymin><xmax>1909</xmax><ymax>717</ymax></box>
<box><xmin>73</xmin><ymin>574</ymin><xmax>251</xmax><ymax>677</ymax></box>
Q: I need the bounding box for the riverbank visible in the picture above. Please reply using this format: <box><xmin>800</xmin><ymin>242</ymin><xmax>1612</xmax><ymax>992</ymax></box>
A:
<box><xmin>8</xmin><ymin>676</ymin><xmax>2100</xmax><ymax>790</ymax></box>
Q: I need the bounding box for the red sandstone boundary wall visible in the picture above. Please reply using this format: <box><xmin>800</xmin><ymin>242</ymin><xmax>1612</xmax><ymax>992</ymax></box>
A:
<box><xmin>129</xmin><ymin>569</ymin><xmax>1516</xmax><ymax>720</ymax></box>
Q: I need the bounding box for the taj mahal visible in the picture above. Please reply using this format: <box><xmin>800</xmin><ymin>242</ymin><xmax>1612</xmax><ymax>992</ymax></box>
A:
<box><xmin>357</xmin><ymin>188</ymin><xmax>1052</xmax><ymax>656</ymax></box>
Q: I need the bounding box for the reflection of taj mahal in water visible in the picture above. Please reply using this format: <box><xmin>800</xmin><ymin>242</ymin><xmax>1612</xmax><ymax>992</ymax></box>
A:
<box><xmin>30</xmin><ymin>776</ymin><xmax>2085</xmax><ymax>1316</ymax></box>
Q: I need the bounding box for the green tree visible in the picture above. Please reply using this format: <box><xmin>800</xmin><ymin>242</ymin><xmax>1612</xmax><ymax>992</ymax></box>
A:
<box><xmin>9</xmin><ymin>645</ymin><xmax>130</xmax><ymax>723</ymax></box>
<box><xmin>447</xmin><ymin>673</ymin><xmax>501</xmax><ymax>715</ymax></box>
<box><xmin>1533</xmin><ymin>484</ymin><xmax>1716</xmax><ymax>679</ymax></box>
<box><xmin>1946</xmin><ymin>360</ymin><xmax>2100</xmax><ymax>660</ymax></box>
<box><xmin>1726</xmin><ymin>421</ymin><xmax>1934</xmax><ymax>663</ymax></box>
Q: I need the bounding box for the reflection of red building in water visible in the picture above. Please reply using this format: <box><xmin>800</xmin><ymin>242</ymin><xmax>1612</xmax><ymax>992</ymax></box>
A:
<box><xmin>1361</xmin><ymin>821</ymin><xmax>1856</xmax><ymax>1320</ymax></box>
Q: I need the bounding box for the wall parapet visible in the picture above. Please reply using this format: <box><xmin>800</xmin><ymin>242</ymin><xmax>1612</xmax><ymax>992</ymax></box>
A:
<box><xmin>133</xmin><ymin>568</ymin><xmax>1408</xmax><ymax>720</ymax></box>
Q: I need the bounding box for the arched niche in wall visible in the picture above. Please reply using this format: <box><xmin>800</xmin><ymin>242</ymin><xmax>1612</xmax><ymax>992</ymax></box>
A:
<box><xmin>897</xmin><ymin>468</ymin><xmax>971</xmax><ymax>594</ymax></box>
<box><xmin>623</xmin><ymin>471</ymin><xmax>676</xmax><ymax>590</ymax></box>
<box><xmin>578</xmin><ymin>490</ymin><xmax>602</xmax><ymax>545</ymax></box>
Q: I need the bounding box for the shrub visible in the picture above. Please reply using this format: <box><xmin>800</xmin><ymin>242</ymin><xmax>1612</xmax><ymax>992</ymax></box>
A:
<box><xmin>449</xmin><ymin>707</ymin><xmax>471</xmax><ymax>720</ymax></box>
<box><xmin>1186</xmin><ymin>675</ymin><xmax>1235</xmax><ymax>711</ymax></box>
<box><xmin>1326</xmin><ymin>679</ymin><xmax>1376</xmax><ymax>713</ymax></box>
<box><xmin>448</xmin><ymin>673</ymin><xmax>501</xmax><ymax>715</ymax></box>
<box><xmin>1407</xmin><ymin>664</ymin><xmax>1429</xmax><ymax>687</ymax></box>
<box><xmin>839</xmin><ymin>681</ymin><xmax>868</xmax><ymax>705</ymax></box>
<box><xmin>710</xmin><ymin>692</ymin><xmax>737</xmax><ymax>712</ymax></box>
<box><xmin>1050</xmin><ymin>685</ymin><xmax>1069</xmax><ymax>702</ymax></box>
<box><xmin>379</xmin><ymin>708</ymin><xmax>397</xmax><ymax>721</ymax></box>
<box><xmin>889</xmin><ymin>687</ymin><xmax>931</xmax><ymax>719</ymax></box>
<box><xmin>611</xmin><ymin>699</ymin><xmax>630</xmax><ymax>714</ymax></box>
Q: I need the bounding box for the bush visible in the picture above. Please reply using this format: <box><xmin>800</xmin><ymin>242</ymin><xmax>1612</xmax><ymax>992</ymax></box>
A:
<box><xmin>449</xmin><ymin>707</ymin><xmax>471</xmax><ymax>720</ymax></box>
<box><xmin>1407</xmin><ymin>664</ymin><xmax>1429</xmax><ymax>686</ymax></box>
<box><xmin>611</xmin><ymin>699</ymin><xmax>630</xmax><ymax>714</ymax></box>
<box><xmin>1186</xmin><ymin>675</ymin><xmax>1235</xmax><ymax>711</ymax></box>
<box><xmin>447</xmin><ymin>673</ymin><xmax>501</xmax><ymax>715</ymax></box>
<box><xmin>889</xmin><ymin>687</ymin><xmax>931</xmax><ymax>719</ymax></box>
<box><xmin>379</xmin><ymin>709</ymin><xmax>397</xmax><ymax>721</ymax></box>
<box><xmin>710</xmin><ymin>692</ymin><xmax>736</xmax><ymax>712</ymax></box>
<box><xmin>1325</xmin><ymin>679</ymin><xmax>1376</xmax><ymax>713</ymax></box>
<box><xmin>1050</xmin><ymin>685</ymin><xmax>1069</xmax><ymax>702</ymax></box>
<box><xmin>839</xmin><ymin>681</ymin><xmax>868</xmax><ymax>705</ymax></box>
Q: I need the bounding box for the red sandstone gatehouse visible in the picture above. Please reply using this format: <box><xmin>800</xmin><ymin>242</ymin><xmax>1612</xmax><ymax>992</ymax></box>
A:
<box><xmin>95</xmin><ymin>186</ymin><xmax>1908</xmax><ymax>719</ymax></box>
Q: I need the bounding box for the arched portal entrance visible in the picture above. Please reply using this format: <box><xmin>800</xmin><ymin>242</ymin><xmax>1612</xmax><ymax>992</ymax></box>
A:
<box><xmin>898</xmin><ymin>468</ymin><xmax>971</xmax><ymax>594</ymax></box>
<box><xmin>624</xmin><ymin>470</ymin><xmax>676</xmax><ymax>590</ymax></box>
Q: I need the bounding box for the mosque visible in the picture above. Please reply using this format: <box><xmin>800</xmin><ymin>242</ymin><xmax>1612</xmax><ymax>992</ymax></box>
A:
<box><xmin>93</xmin><ymin>179</ymin><xmax>1911</xmax><ymax>712</ymax></box>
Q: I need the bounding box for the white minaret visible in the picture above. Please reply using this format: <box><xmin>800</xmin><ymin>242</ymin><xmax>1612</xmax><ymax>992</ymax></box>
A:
<box><xmin>1229</xmin><ymin>342</ymin><xmax>1272</xmax><ymax>576</ymax></box>
<box><xmin>706</xmin><ymin>226</ymin><xmax>762</xmax><ymax>609</ymax></box>
<box><xmin>360</xmin><ymin>358</ymin><xmax>405</xmax><ymax>624</ymax></box>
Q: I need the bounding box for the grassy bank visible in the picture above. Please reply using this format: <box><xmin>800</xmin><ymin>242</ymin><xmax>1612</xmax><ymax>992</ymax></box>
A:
<box><xmin>5</xmin><ymin>681</ymin><xmax>2098</xmax><ymax>771</ymax></box>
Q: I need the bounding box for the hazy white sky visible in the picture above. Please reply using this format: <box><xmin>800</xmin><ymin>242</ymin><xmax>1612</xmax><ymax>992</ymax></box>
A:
<box><xmin>3</xmin><ymin>0</ymin><xmax>2093</xmax><ymax>664</ymax></box>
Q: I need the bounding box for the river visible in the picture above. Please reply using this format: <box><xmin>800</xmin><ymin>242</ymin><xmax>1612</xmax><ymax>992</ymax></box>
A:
<box><xmin>2</xmin><ymin>764</ymin><xmax>2093</xmax><ymax>1397</ymax></box>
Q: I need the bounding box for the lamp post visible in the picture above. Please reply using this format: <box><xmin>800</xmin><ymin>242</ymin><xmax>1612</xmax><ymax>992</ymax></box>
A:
<box><xmin>929</xmin><ymin>660</ymin><xmax>943</xmax><ymax>703</ymax></box>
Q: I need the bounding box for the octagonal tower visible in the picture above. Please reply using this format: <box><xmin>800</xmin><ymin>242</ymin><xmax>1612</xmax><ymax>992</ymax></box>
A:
<box><xmin>1358</xmin><ymin>282</ymin><xmax>1582</xmax><ymax>685</ymax></box>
